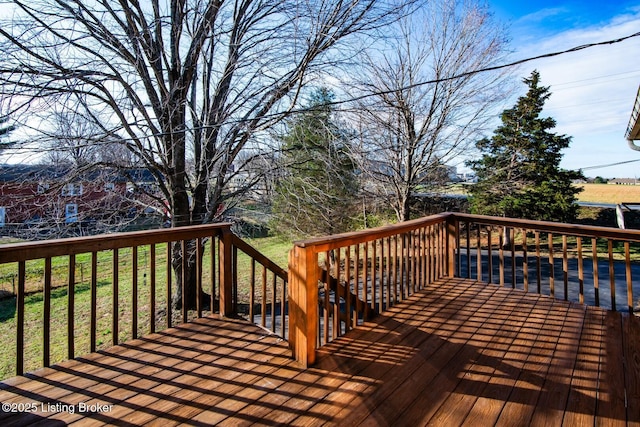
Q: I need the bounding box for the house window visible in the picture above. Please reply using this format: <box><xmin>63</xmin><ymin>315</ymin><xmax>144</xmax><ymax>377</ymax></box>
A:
<box><xmin>104</xmin><ymin>183</ymin><xmax>116</xmax><ymax>192</ymax></box>
<box><xmin>37</xmin><ymin>183</ymin><xmax>50</xmax><ymax>194</ymax></box>
<box><xmin>65</xmin><ymin>204</ymin><xmax>78</xmax><ymax>223</ymax></box>
<box><xmin>0</xmin><ymin>207</ymin><xmax>5</xmax><ymax>227</ymax></box>
<box><xmin>62</xmin><ymin>183</ymin><xmax>83</xmax><ymax>196</ymax></box>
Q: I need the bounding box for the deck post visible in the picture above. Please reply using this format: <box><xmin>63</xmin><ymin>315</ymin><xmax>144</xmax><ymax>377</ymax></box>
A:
<box><xmin>219</xmin><ymin>226</ymin><xmax>234</xmax><ymax>317</ymax></box>
<box><xmin>288</xmin><ymin>245</ymin><xmax>319</xmax><ymax>367</ymax></box>
<box><xmin>446</xmin><ymin>215</ymin><xmax>457</xmax><ymax>278</ymax></box>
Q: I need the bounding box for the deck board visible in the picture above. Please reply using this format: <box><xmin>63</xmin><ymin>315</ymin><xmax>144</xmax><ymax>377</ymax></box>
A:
<box><xmin>0</xmin><ymin>278</ymin><xmax>638</xmax><ymax>426</ymax></box>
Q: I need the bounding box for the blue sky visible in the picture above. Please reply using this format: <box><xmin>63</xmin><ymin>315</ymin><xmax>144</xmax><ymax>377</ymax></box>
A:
<box><xmin>483</xmin><ymin>1</ymin><xmax>640</xmax><ymax>178</ymax></box>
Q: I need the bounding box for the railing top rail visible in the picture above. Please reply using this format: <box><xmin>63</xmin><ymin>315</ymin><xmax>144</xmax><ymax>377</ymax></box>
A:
<box><xmin>293</xmin><ymin>213</ymin><xmax>452</xmax><ymax>253</ymax></box>
<box><xmin>453</xmin><ymin>213</ymin><xmax>640</xmax><ymax>242</ymax></box>
<box><xmin>230</xmin><ymin>234</ymin><xmax>287</xmax><ymax>280</ymax></box>
<box><xmin>0</xmin><ymin>223</ymin><xmax>232</xmax><ymax>263</ymax></box>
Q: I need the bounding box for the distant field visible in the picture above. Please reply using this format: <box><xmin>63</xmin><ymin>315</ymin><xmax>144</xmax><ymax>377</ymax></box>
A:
<box><xmin>576</xmin><ymin>183</ymin><xmax>640</xmax><ymax>204</ymax></box>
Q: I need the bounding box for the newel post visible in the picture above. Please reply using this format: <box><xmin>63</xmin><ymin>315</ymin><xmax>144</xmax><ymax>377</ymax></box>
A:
<box><xmin>288</xmin><ymin>245</ymin><xmax>319</xmax><ymax>367</ymax></box>
<box><xmin>446</xmin><ymin>214</ymin><xmax>457</xmax><ymax>278</ymax></box>
<box><xmin>218</xmin><ymin>226</ymin><xmax>234</xmax><ymax>317</ymax></box>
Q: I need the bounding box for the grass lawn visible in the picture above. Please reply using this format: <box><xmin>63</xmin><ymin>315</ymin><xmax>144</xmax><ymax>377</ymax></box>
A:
<box><xmin>575</xmin><ymin>183</ymin><xmax>640</xmax><ymax>204</ymax></box>
<box><xmin>0</xmin><ymin>245</ymin><xmax>175</xmax><ymax>380</ymax></box>
<box><xmin>439</xmin><ymin>183</ymin><xmax>640</xmax><ymax>205</ymax></box>
<box><xmin>0</xmin><ymin>236</ymin><xmax>293</xmax><ymax>381</ymax></box>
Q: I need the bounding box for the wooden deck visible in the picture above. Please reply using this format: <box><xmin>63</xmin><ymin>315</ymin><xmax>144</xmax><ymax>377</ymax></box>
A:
<box><xmin>1</xmin><ymin>277</ymin><xmax>639</xmax><ymax>426</ymax></box>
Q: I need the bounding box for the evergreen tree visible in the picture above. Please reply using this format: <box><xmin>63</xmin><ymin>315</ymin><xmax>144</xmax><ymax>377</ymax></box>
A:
<box><xmin>467</xmin><ymin>71</ymin><xmax>583</xmax><ymax>222</ymax></box>
<box><xmin>271</xmin><ymin>88</ymin><xmax>358</xmax><ymax>238</ymax></box>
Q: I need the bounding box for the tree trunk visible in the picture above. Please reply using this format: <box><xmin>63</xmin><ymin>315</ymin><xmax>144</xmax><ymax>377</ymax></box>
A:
<box><xmin>503</xmin><ymin>226</ymin><xmax>512</xmax><ymax>248</ymax></box>
<box><xmin>172</xmin><ymin>239</ymin><xmax>211</xmax><ymax>312</ymax></box>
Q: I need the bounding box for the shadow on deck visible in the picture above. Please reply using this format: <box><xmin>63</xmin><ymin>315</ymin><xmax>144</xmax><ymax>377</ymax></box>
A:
<box><xmin>1</xmin><ymin>278</ymin><xmax>639</xmax><ymax>426</ymax></box>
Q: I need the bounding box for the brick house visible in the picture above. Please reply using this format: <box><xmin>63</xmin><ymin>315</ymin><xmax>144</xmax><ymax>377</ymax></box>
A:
<box><xmin>0</xmin><ymin>165</ymin><xmax>164</xmax><ymax>236</ymax></box>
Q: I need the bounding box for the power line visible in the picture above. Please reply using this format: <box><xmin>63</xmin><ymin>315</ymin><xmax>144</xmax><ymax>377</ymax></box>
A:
<box><xmin>319</xmin><ymin>31</ymin><xmax>640</xmax><ymax>111</ymax></box>
<box><xmin>11</xmin><ymin>30</ymin><xmax>640</xmax><ymax>144</ymax></box>
<box><xmin>550</xmin><ymin>69</ymin><xmax>640</xmax><ymax>88</ymax></box>
<box><xmin>579</xmin><ymin>158</ymin><xmax>640</xmax><ymax>171</ymax></box>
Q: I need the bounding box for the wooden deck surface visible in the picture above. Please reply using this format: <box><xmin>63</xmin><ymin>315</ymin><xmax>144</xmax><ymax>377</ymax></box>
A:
<box><xmin>1</xmin><ymin>278</ymin><xmax>639</xmax><ymax>426</ymax></box>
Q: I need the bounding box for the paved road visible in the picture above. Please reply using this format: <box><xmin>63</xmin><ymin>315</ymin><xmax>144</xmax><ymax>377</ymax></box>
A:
<box><xmin>458</xmin><ymin>251</ymin><xmax>640</xmax><ymax>313</ymax></box>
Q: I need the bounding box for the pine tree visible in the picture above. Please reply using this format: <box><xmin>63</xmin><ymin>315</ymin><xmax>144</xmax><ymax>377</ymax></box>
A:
<box><xmin>467</xmin><ymin>70</ymin><xmax>583</xmax><ymax>222</ymax></box>
<box><xmin>271</xmin><ymin>88</ymin><xmax>358</xmax><ymax>237</ymax></box>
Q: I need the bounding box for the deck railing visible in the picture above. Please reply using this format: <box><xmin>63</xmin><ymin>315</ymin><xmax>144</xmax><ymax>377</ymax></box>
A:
<box><xmin>288</xmin><ymin>213</ymin><xmax>454</xmax><ymax>366</ymax></box>
<box><xmin>0</xmin><ymin>224</ymin><xmax>287</xmax><ymax>377</ymax></box>
<box><xmin>5</xmin><ymin>212</ymin><xmax>639</xmax><ymax>373</ymax></box>
<box><xmin>230</xmin><ymin>234</ymin><xmax>288</xmax><ymax>338</ymax></box>
<box><xmin>452</xmin><ymin>213</ymin><xmax>640</xmax><ymax>313</ymax></box>
<box><xmin>288</xmin><ymin>212</ymin><xmax>640</xmax><ymax>366</ymax></box>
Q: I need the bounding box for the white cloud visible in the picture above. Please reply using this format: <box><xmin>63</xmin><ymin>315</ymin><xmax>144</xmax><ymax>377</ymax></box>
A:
<box><xmin>507</xmin><ymin>10</ymin><xmax>640</xmax><ymax>177</ymax></box>
<box><xmin>518</xmin><ymin>7</ymin><xmax>570</xmax><ymax>25</ymax></box>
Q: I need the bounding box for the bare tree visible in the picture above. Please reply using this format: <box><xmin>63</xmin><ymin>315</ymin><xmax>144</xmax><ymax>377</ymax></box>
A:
<box><xmin>0</xmin><ymin>0</ymin><xmax>411</xmax><ymax>308</ymax></box>
<box><xmin>44</xmin><ymin>109</ymin><xmax>100</xmax><ymax>168</ymax></box>
<box><xmin>352</xmin><ymin>0</ymin><xmax>512</xmax><ymax>222</ymax></box>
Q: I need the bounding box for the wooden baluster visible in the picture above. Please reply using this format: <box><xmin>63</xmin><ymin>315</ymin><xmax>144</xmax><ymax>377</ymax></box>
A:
<box><xmin>166</xmin><ymin>243</ymin><xmax>172</xmax><ymax>328</ymax></box>
<box><xmin>232</xmin><ymin>245</ymin><xmax>238</xmax><ymax>315</ymax></box>
<box><xmin>345</xmin><ymin>245</ymin><xmax>352</xmax><ymax>331</ymax></box>
<box><xmin>535</xmin><ymin>232</ymin><xmax>541</xmax><ymax>294</ymax></box>
<box><xmin>354</xmin><ymin>244</ymin><xmax>360</xmax><ymax>326</ymax></box>
<box><xmin>261</xmin><ymin>265</ymin><xmax>267</xmax><ymax>328</ymax></box>
<box><xmin>625</xmin><ymin>241</ymin><xmax>633</xmax><ymax>314</ymax></box>
<box><xmin>113</xmin><ymin>249</ymin><xmax>119</xmax><ymax>345</ymax></box>
<box><xmin>456</xmin><ymin>221</ymin><xmax>461</xmax><ymax>278</ymax></box>
<box><xmin>44</xmin><ymin>257</ymin><xmax>52</xmax><ymax>366</ymax></box>
<box><xmin>476</xmin><ymin>226</ymin><xmax>482</xmax><ymax>282</ymax></box>
<box><xmin>384</xmin><ymin>237</ymin><xmax>395</xmax><ymax>307</ymax></box>
<box><xmin>419</xmin><ymin>227</ymin><xmax>425</xmax><ymax>289</ymax></box>
<box><xmin>411</xmin><ymin>230</ymin><xmax>417</xmax><ymax>293</ymax></box>
<box><xmin>433</xmin><ymin>226</ymin><xmax>437</xmax><ymax>279</ymax></box>
<box><xmin>522</xmin><ymin>229</ymin><xmax>528</xmax><ymax>292</ymax></box>
<box><xmin>562</xmin><ymin>235</ymin><xmax>568</xmax><ymax>301</ymax></box>
<box><xmin>608</xmin><ymin>240</ymin><xmax>616</xmax><ymax>311</ymax></box>
<box><xmin>149</xmin><ymin>245</ymin><xmax>156</xmax><ymax>334</ymax></box>
<box><xmin>324</xmin><ymin>251</ymin><xmax>330</xmax><ymax>345</ymax></box>
<box><xmin>379</xmin><ymin>238</ymin><xmax>385</xmax><ymax>310</ymax></box>
<box><xmin>271</xmin><ymin>272</ymin><xmax>277</xmax><ymax>333</ymax></box>
<box><xmin>371</xmin><ymin>241</ymin><xmax>377</xmax><ymax>314</ymax></box>
<box><xmin>499</xmin><ymin>227</ymin><xmax>504</xmax><ymax>287</ymax></box>
<box><xmin>281</xmin><ymin>277</ymin><xmax>287</xmax><ymax>339</ymax></box>
<box><xmin>429</xmin><ymin>226</ymin><xmax>434</xmax><ymax>284</ymax></box>
<box><xmin>592</xmin><ymin>238</ymin><xmax>600</xmax><ymax>307</ymax></box>
<box><xmin>250</xmin><ymin>258</ymin><xmax>255</xmax><ymax>326</ymax></box>
<box><xmin>466</xmin><ymin>223</ymin><xmax>471</xmax><ymax>279</ymax></box>
<box><xmin>577</xmin><ymin>238</ymin><xmax>584</xmax><ymax>304</ymax></box>
<box><xmin>90</xmin><ymin>253</ymin><xmax>98</xmax><ymax>351</ymax></box>
<box><xmin>132</xmin><ymin>246</ymin><xmax>138</xmax><ymax>338</ymax></box>
<box><xmin>334</xmin><ymin>247</ymin><xmax>341</xmax><ymax>338</ymax></box>
<box><xmin>398</xmin><ymin>234</ymin><xmax>406</xmax><ymax>300</ymax></box>
<box><xmin>17</xmin><ymin>261</ymin><xmax>25</xmax><ymax>376</ymax></box>
<box><xmin>196</xmin><ymin>238</ymin><xmax>203</xmax><ymax>318</ymax></box>
<box><xmin>219</xmin><ymin>229</ymin><xmax>233</xmax><ymax>317</ymax></box>
<box><xmin>488</xmin><ymin>227</ymin><xmax>493</xmax><ymax>284</ymax></box>
<box><xmin>364</xmin><ymin>243</ymin><xmax>370</xmax><ymax>318</ymax></box>
<box><xmin>392</xmin><ymin>235</ymin><xmax>398</xmax><ymax>306</ymax></box>
<box><xmin>548</xmin><ymin>233</ymin><xmax>554</xmax><ymax>298</ymax></box>
<box><xmin>510</xmin><ymin>228</ymin><xmax>516</xmax><ymax>288</ymax></box>
<box><xmin>68</xmin><ymin>254</ymin><xmax>76</xmax><ymax>359</ymax></box>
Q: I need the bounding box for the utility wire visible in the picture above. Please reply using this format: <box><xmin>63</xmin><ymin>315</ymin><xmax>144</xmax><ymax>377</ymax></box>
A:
<box><xmin>579</xmin><ymin>158</ymin><xmax>640</xmax><ymax>171</ymax></box>
<box><xmin>11</xmin><ymin>30</ymin><xmax>640</xmax><ymax>144</ymax></box>
<box><xmin>317</xmin><ymin>31</ymin><xmax>640</xmax><ymax>111</ymax></box>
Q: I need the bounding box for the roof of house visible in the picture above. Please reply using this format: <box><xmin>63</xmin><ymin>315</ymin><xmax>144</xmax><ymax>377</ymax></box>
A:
<box><xmin>0</xmin><ymin>164</ymin><xmax>158</xmax><ymax>183</ymax></box>
<box><xmin>626</xmin><ymin>85</ymin><xmax>640</xmax><ymax>141</ymax></box>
